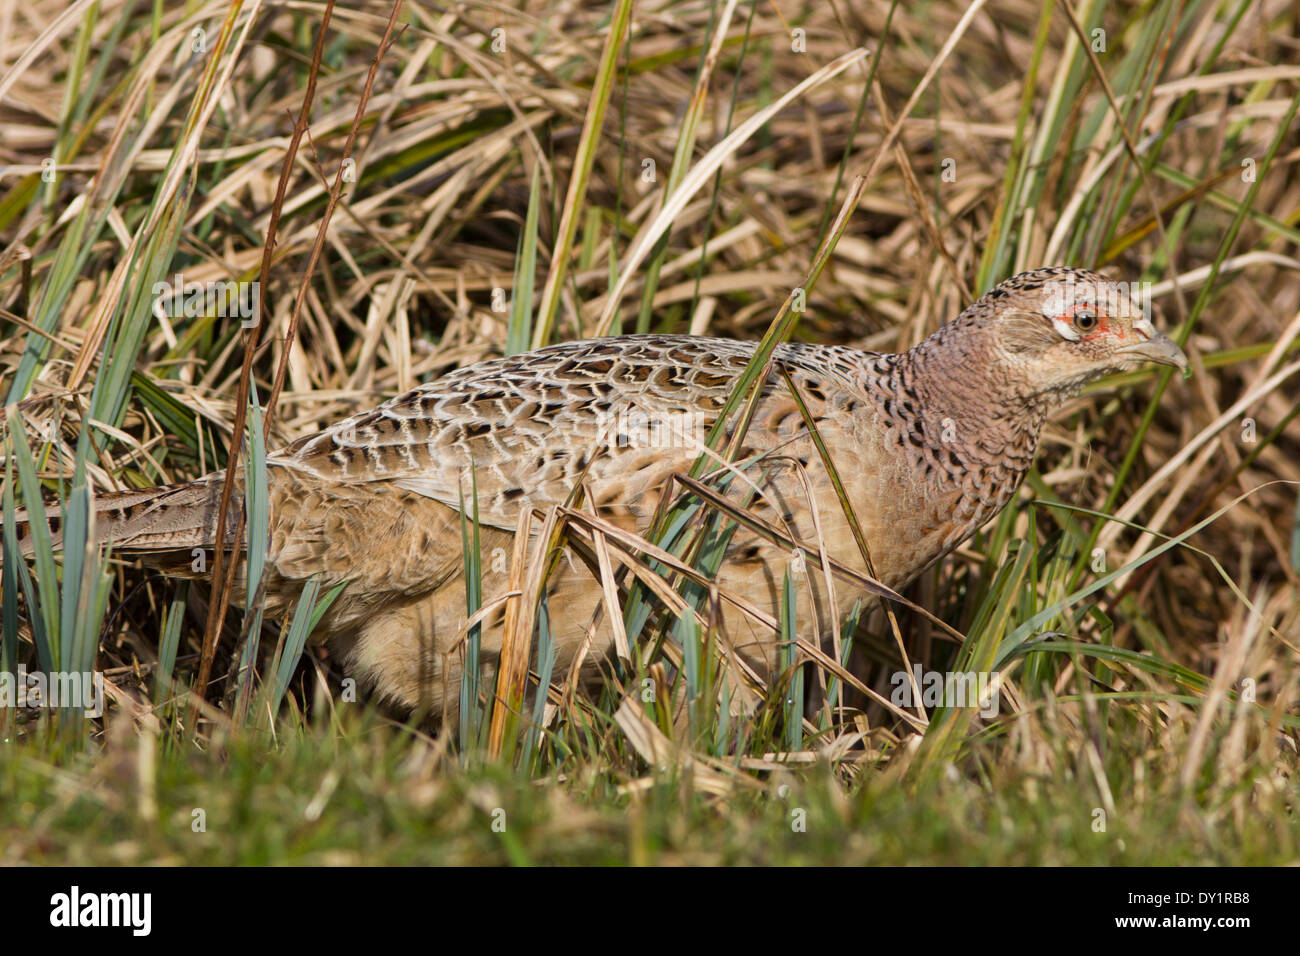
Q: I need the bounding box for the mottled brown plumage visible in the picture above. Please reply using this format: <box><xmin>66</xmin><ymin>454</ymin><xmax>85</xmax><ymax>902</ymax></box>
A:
<box><xmin>17</xmin><ymin>267</ymin><xmax>1189</xmax><ymax>720</ymax></box>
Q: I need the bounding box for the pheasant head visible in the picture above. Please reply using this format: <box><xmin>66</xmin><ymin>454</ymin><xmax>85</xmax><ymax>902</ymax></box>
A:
<box><xmin>865</xmin><ymin>267</ymin><xmax>1190</xmax><ymax>557</ymax></box>
<box><xmin>924</xmin><ymin>266</ymin><xmax>1189</xmax><ymax>413</ymax></box>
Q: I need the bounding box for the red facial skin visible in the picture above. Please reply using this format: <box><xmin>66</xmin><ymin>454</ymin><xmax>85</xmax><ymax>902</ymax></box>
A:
<box><xmin>1061</xmin><ymin>301</ymin><xmax>1112</xmax><ymax>342</ymax></box>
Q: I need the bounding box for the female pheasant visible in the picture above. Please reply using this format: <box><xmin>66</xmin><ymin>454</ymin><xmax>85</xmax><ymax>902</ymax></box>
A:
<box><xmin>13</xmin><ymin>267</ymin><xmax>1187</xmax><ymax>721</ymax></box>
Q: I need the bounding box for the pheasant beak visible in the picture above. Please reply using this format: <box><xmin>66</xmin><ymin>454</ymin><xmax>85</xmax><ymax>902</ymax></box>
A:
<box><xmin>1120</xmin><ymin>319</ymin><xmax>1189</xmax><ymax>375</ymax></box>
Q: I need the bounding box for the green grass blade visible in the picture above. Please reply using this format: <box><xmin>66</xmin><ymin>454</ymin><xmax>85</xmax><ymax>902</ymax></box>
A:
<box><xmin>458</xmin><ymin>466</ymin><xmax>484</xmax><ymax>752</ymax></box>
<box><xmin>781</xmin><ymin>566</ymin><xmax>801</xmax><ymax>751</ymax></box>
<box><xmin>2</xmin><ymin>453</ymin><xmax>21</xmax><ymax>675</ymax></box>
<box><xmin>5</xmin><ymin>411</ymin><xmax>60</xmax><ymax>667</ymax></box>
<box><xmin>524</xmin><ymin>593</ymin><xmax>557</xmax><ymax>770</ymax></box>
<box><xmin>270</xmin><ymin>573</ymin><xmax>325</xmax><ymax>718</ymax></box>
<box><xmin>234</xmin><ymin>386</ymin><xmax>270</xmax><ymax>722</ymax></box>
<box><xmin>155</xmin><ymin>583</ymin><xmax>189</xmax><ymax>707</ymax></box>
<box><xmin>531</xmin><ymin>0</ymin><xmax>634</xmax><ymax>349</ymax></box>
<box><xmin>505</xmin><ymin>165</ymin><xmax>542</xmax><ymax>356</ymax></box>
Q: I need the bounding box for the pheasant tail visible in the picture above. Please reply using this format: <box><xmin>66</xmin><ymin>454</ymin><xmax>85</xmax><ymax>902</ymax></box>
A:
<box><xmin>10</xmin><ymin>479</ymin><xmax>232</xmax><ymax>558</ymax></box>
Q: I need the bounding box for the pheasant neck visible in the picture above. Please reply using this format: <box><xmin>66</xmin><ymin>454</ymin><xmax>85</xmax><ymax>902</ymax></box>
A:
<box><xmin>864</xmin><ymin>341</ymin><xmax>1047</xmax><ymax>504</ymax></box>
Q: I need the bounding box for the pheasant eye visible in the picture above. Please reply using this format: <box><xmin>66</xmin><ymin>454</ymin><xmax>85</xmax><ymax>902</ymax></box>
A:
<box><xmin>1072</xmin><ymin>308</ymin><xmax>1099</xmax><ymax>332</ymax></box>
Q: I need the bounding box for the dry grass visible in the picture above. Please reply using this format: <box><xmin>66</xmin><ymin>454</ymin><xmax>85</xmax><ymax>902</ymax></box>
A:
<box><xmin>0</xmin><ymin>0</ymin><xmax>1298</xmax><ymax>863</ymax></box>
